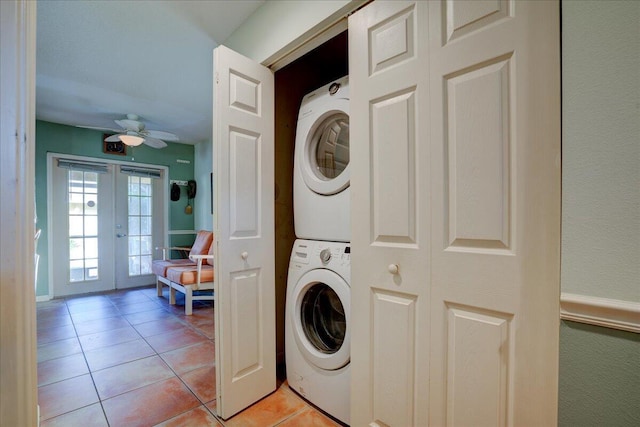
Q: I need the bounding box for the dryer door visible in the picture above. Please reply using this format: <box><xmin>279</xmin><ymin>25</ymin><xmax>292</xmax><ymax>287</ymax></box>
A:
<box><xmin>300</xmin><ymin>99</ymin><xmax>350</xmax><ymax>196</ymax></box>
<box><xmin>292</xmin><ymin>268</ymin><xmax>350</xmax><ymax>371</ymax></box>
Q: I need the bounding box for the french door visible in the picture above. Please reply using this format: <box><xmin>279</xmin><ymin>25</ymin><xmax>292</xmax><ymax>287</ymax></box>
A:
<box><xmin>50</xmin><ymin>155</ymin><xmax>165</xmax><ymax>297</ymax></box>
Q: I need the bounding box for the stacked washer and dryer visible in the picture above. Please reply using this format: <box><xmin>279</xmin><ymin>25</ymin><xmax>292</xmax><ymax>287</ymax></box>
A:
<box><xmin>285</xmin><ymin>76</ymin><xmax>351</xmax><ymax>425</ymax></box>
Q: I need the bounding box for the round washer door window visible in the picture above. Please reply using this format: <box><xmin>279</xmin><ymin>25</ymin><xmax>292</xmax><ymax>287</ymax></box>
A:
<box><xmin>292</xmin><ymin>269</ymin><xmax>350</xmax><ymax>371</ymax></box>
<box><xmin>300</xmin><ymin>283</ymin><xmax>345</xmax><ymax>354</ymax></box>
<box><xmin>301</xmin><ymin>99</ymin><xmax>350</xmax><ymax>196</ymax></box>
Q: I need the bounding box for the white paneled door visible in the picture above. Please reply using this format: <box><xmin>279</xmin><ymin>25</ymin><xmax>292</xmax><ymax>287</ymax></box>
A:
<box><xmin>213</xmin><ymin>45</ymin><xmax>276</xmax><ymax>420</ymax></box>
<box><xmin>349</xmin><ymin>1</ymin><xmax>560</xmax><ymax>426</ymax></box>
<box><xmin>50</xmin><ymin>157</ymin><xmax>165</xmax><ymax>297</ymax></box>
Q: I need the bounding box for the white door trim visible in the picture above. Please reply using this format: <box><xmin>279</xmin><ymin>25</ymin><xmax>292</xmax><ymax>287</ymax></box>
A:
<box><xmin>262</xmin><ymin>2</ymin><xmax>367</xmax><ymax>70</ymax></box>
<box><xmin>0</xmin><ymin>0</ymin><xmax>38</xmax><ymax>425</ymax></box>
<box><xmin>46</xmin><ymin>152</ymin><xmax>169</xmax><ymax>298</ymax></box>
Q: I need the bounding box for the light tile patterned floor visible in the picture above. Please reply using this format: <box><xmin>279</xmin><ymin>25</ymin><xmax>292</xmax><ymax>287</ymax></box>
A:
<box><xmin>37</xmin><ymin>285</ymin><xmax>342</xmax><ymax>426</ymax></box>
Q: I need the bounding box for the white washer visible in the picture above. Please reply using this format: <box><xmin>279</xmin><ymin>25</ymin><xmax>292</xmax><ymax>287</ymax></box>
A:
<box><xmin>286</xmin><ymin>239</ymin><xmax>350</xmax><ymax>425</ymax></box>
<box><xmin>294</xmin><ymin>76</ymin><xmax>350</xmax><ymax>242</ymax></box>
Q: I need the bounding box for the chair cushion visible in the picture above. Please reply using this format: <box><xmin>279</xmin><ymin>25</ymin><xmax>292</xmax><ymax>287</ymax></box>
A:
<box><xmin>166</xmin><ymin>265</ymin><xmax>214</xmax><ymax>286</ymax></box>
<box><xmin>152</xmin><ymin>259</ymin><xmax>195</xmax><ymax>277</ymax></box>
<box><xmin>190</xmin><ymin>230</ymin><xmax>213</xmax><ymax>256</ymax></box>
<box><xmin>206</xmin><ymin>242</ymin><xmax>214</xmax><ymax>266</ymax></box>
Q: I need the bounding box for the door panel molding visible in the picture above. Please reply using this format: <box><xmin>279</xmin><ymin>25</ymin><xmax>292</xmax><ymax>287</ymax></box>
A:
<box><xmin>444</xmin><ymin>53</ymin><xmax>514</xmax><ymax>253</ymax></box>
<box><xmin>371</xmin><ymin>289</ymin><xmax>417</xmax><ymax>427</ymax></box>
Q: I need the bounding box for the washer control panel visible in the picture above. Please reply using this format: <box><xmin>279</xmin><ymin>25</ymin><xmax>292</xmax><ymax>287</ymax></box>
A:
<box><xmin>314</xmin><ymin>243</ymin><xmax>350</xmax><ymax>267</ymax></box>
<box><xmin>290</xmin><ymin>239</ymin><xmax>351</xmax><ymax>270</ymax></box>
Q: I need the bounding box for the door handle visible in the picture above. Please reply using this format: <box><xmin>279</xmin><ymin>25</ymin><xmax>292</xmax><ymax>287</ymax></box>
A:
<box><xmin>388</xmin><ymin>264</ymin><xmax>399</xmax><ymax>275</ymax></box>
<box><xmin>241</xmin><ymin>251</ymin><xmax>249</xmax><ymax>260</ymax></box>
<box><xmin>116</xmin><ymin>233</ymin><xmax>127</xmax><ymax>238</ymax></box>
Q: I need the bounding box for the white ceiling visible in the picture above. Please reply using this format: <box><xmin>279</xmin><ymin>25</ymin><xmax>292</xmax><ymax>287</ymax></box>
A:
<box><xmin>36</xmin><ymin>0</ymin><xmax>265</xmax><ymax>145</ymax></box>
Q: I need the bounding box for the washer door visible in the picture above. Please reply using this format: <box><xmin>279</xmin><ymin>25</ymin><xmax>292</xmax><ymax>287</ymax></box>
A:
<box><xmin>292</xmin><ymin>268</ymin><xmax>350</xmax><ymax>371</ymax></box>
<box><xmin>301</xmin><ymin>98</ymin><xmax>350</xmax><ymax>196</ymax></box>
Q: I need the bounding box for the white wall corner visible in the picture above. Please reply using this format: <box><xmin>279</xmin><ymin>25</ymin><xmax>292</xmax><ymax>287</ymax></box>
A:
<box><xmin>560</xmin><ymin>293</ymin><xmax>640</xmax><ymax>333</ymax></box>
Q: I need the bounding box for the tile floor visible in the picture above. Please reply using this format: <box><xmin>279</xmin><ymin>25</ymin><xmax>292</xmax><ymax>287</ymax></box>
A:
<box><xmin>37</xmin><ymin>285</ymin><xmax>341</xmax><ymax>427</ymax></box>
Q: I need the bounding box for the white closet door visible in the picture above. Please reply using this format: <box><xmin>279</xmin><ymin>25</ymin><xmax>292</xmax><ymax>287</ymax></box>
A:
<box><xmin>349</xmin><ymin>1</ymin><xmax>431</xmax><ymax>426</ymax></box>
<box><xmin>349</xmin><ymin>1</ymin><xmax>561</xmax><ymax>426</ymax></box>
<box><xmin>213</xmin><ymin>45</ymin><xmax>276</xmax><ymax>420</ymax></box>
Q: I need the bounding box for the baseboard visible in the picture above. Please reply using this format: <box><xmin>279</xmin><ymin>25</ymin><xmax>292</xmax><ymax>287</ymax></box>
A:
<box><xmin>560</xmin><ymin>292</ymin><xmax>640</xmax><ymax>333</ymax></box>
<box><xmin>35</xmin><ymin>295</ymin><xmax>51</xmax><ymax>302</ymax></box>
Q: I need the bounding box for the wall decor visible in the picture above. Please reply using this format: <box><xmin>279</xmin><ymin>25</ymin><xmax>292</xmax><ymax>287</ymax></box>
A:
<box><xmin>103</xmin><ymin>134</ymin><xmax>126</xmax><ymax>155</ymax></box>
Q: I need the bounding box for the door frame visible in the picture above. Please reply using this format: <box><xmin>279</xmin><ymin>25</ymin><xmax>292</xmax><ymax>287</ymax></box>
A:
<box><xmin>45</xmin><ymin>152</ymin><xmax>169</xmax><ymax>299</ymax></box>
<box><xmin>0</xmin><ymin>1</ymin><xmax>37</xmax><ymax>425</ymax></box>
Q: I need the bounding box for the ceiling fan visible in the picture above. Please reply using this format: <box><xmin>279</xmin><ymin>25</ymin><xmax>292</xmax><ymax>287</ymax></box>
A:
<box><xmin>83</xmin><ymin>114</ymin><xmax>179</xmax><ymax>149</ymax></box>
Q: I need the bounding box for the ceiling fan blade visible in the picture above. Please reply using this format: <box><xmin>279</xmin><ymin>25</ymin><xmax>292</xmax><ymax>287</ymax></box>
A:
<box><xmin>115</xmin><ymin>119</ymin><xmax>144</xmax><ymax>132</ymax></box>
<box><xmin>104</xmin><ymin>134</ymin><xmax>124</xmax><ymax>142</ymax></box>
<box><xmin>145</xmin><ymin>129</ymin><xmax>179</xmax><ymax>142</ymax></box>
<box><xmin>76</xmin><ymin>125</ymin><xmax>123</xmax><ymax>133</ymax></box>
<box><xmin>143</xmin><ymin>136</ymin><xmax>168</xmax><ymax>149</ymax></box>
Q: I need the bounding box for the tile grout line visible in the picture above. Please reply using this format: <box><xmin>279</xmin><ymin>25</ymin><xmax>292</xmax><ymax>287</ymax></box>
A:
<box><xmin>38</xmin><ymin>286</ymin><xmax>219</xmax><ymax>426</ymax></box>
<box><xmin>109</xmin><ymin>289</ymin><xmax>217</xmax><ymax>425</ymax></box>
<box><xmin>67</xmin><ymin>295</ymin><xmax>113</xmax><ymax>427</ymax></box>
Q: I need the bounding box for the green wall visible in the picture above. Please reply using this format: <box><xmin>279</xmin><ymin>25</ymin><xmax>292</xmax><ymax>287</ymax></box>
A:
<box><xmin>559</xmin><ymin>1</ymin><xmax>639</xmax><ymax>425</ymax></box>
<box><xmin>35</xmin><ymin>120</ymin><xmax>195</xmax><ymax>297</ymax></box>
<box><xmin>559</xmin><ymin>321</ymin><xmax>640</xmax><ymax>426</ymax></box>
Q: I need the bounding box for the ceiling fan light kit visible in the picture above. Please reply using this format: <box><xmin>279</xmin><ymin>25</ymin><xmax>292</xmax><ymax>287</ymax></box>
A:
<box><xmin>119</xmin><ymin>134</ymin><xmax>145</xmax><ymax>146</ymax></box>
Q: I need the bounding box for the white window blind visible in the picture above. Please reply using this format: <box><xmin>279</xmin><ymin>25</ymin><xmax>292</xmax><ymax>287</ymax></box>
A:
<box><xmin>120</xmin><ymin>166</ymin><xmax>162</xmax><ymax>179</ymax></box>
<box><xmin>57</xmin><ymin>159</ymin><xmax>108</xmax><ymax>174</ymax></box>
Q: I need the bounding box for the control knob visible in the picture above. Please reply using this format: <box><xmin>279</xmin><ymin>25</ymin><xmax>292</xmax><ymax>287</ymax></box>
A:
<box><xmin>319</xmin><ymin>248</ymin><xmax>332</xmax><ymax>264</ymax></box>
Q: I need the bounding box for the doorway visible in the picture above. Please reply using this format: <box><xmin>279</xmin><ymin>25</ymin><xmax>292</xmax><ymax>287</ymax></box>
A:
<box><xmin>48</xmin><ymin>154</ymin><xmax>166</xmax><ymax>297</ymax></box>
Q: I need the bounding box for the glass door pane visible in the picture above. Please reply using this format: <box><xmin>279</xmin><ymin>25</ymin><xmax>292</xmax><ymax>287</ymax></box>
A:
<box><xmin>67</xmin><ymin>171</ymin><xmax>100</xmax><ymax>282</ymax></box>
<box><xmin>127</xmin><ymin>176</ymin><xmax>154</xmax><ymax>276</ymax></box>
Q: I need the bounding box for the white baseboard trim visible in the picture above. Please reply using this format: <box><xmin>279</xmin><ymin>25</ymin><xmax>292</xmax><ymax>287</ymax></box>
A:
<box><xmin>35</xmin><ymin>295</ymin><xmax>51</xmax><ymax>302</ymax></box>
<box><xmin>560</xmin><ymin>293</ymin><xmax>640</xmax><ymax>333</ymax></box>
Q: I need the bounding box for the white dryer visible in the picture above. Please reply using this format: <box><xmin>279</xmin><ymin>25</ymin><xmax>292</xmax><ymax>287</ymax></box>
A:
<box><xmin>285</xmin><ymin>239</ymin><xmax>350</xmax><ymax>425</ymax></box>
<box><xmin>294</xmin><ymin>76</ymin><xmax>350</xmax><ymax>242</ymax></box>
